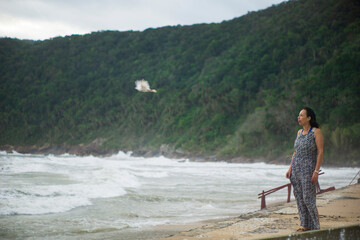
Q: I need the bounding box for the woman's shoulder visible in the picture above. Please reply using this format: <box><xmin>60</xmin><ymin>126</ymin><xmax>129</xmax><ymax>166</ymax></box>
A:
<box><xmin>313</xmin><ymin>127</ymin><xmax>322</xmax><ymax>135</ymax></box>
<box><xmin>313</xmin><ymin>127</ymin><xmax>321</xmax><ymax>132</ymax></box>
<box><xmin>297</xmin><ymin>129</ymin><xmax>302</xmax><ymax>136</ymax></box>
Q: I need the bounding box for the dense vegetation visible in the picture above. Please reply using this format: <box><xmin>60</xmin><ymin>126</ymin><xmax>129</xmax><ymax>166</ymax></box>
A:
<box><xmin>1</xmin><ymin>0</ymin><xmax>359</xmax><ymax>165</ymax></box>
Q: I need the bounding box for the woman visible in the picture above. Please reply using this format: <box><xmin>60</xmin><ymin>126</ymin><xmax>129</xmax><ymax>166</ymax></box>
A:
<box><xmin>286</xmin><ymin>107</ymin><xmax>324</xmax><ymax>232</ymax></box>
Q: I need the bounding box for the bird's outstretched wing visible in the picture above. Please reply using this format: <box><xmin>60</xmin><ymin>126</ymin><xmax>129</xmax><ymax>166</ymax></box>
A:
<box><xmin>135</xmin><ymin>79</ymin><xmax>156</xmax><ymax>92</ymax></box>
<box><xmin>135</xmin><ymin>79</ymin><xmax>149</xmax><ymax>91</ymax></box>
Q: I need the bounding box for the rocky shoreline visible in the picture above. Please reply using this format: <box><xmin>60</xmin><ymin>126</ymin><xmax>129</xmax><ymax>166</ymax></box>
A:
<box><xmin>1</xmin><ymin>141</ymin><xmax>358</xmax><ymax>167</ymax></box>
<box><xmin>0</xmin><ymin>142</ymin><xmax>286</xmax><ymax>164</ymax></box>
<box><xmin>0</xmin><ymin>139</ymin><xmax>117</xmax><ymax>157</ymax></box>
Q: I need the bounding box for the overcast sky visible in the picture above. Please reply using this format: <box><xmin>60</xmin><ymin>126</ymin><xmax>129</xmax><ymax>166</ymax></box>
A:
<box><xmin>0</xmin><ymin>0</ymin><xmax>286</xmax><ymax>40</ymax></box>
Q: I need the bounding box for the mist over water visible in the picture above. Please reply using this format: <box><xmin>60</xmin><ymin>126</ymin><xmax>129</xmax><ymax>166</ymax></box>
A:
<box><xmin>0</xmin><ymin>151</ymin><xmax>357</xmax><ymax>239</ymax></box>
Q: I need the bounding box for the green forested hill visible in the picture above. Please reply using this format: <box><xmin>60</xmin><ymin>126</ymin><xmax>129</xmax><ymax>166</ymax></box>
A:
<box><xmin>1</xmin><ymin>0</ymin><xmax>359</xmax><ymax>164</ymax></box>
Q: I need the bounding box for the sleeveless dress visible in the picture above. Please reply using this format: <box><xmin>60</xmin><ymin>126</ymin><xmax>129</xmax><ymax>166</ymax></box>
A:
<box><xmin>290</xmin><ymin>127</ymin><xmax>320</xmax><ymax>230</ymax></box>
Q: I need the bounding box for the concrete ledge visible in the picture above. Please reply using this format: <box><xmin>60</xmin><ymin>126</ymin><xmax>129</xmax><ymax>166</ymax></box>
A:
<box><xmin>259</xmin><ymin>224</ymin><xmax>360</xmax><ymax>240</ymax></box>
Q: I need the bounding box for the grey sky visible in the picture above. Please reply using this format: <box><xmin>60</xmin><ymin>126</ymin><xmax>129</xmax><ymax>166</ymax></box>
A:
<box><xmin>0</xmin><ymin>0</ymin><xmax>286</xmax><ymax>40</ymax></box>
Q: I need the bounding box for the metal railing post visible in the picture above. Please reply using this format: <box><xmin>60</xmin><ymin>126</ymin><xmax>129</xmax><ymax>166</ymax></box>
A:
<box><xmin>261</xmin><ymin>191</ymin><xmax>266</xmax><ymax>210</ymax></box>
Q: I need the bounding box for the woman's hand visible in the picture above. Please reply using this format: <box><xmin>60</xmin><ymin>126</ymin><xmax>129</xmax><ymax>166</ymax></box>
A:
<box><xmin>286</xmin><ymin>168</ymin><xmax>291</xmax><ymax>179</ymax></box>
<box><xmin>311</xmin><ymin>172</ymin><xmax>319</xmax><ymax>183</ymax></box>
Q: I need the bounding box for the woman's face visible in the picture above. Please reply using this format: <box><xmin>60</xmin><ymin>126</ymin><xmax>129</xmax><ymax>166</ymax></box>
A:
<box><xmin>298</xmin><ymin>109</ymin><xmax>310</xmax><ymax>126</ymax></box>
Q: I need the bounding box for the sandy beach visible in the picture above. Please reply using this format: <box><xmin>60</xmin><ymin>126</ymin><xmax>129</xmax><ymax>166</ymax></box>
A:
<box><xmin>157</xmin><ymin>183</ymin><xmax>360</xmax><ymax>240</ymax></box>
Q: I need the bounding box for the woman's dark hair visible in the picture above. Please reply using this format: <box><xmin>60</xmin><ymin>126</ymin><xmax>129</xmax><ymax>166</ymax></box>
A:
<box><xmin>302</xmin><ymin>107</ymin><xmax>320</xmax><ymax>128</ymax></box>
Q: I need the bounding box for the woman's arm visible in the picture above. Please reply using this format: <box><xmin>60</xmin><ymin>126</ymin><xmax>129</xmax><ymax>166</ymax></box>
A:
<box><xmin>311</xmin><ymin>128</ymin><xmax>324</xmax><ymax>183</ymax></box>
<box><xmin>286</xmin><ymin>152</ymin><xmax>295</xmax><ymax>179</ymax></box>
<box><xmin>286</xmin><ymin>129</ymin><xmax>301</xmax><ymax>179</ymax></box>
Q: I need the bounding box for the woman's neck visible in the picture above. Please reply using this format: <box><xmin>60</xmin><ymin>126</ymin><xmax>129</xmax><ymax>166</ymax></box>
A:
<box><xmin>303</xmin><ymin>124</ymin><xmax>311</xmax><ymax>132</ymax></box>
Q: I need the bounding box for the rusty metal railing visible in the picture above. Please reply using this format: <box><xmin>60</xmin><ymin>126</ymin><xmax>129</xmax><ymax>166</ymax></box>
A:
<box><xmin>258</xmin><ymin>183</ymin><xmax>291</xmax><ymax>210</ymax></box>
<box><xmin>258</xmin><ymin>172</ymin><xmax>335</xmax><ymax>210</ymax></box>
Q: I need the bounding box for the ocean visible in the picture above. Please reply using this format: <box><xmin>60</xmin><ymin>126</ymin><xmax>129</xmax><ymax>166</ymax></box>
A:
<box><xmin>0</xmin><ymin>151</ymin><xmax>357</xmax><ymax>239</ymax></box>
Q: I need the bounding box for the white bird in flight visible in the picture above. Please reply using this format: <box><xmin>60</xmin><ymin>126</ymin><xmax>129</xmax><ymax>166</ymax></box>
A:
<box><xmin>135</xmin><ymin>79</ymin><xmax>157</xmax><ymax>93</ymax></box>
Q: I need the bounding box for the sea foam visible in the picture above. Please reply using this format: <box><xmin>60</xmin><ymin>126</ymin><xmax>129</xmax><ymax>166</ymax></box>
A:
<box><xmin>0</xmin><ymin>151</ymin><xmax>357</xmax><ymax>221</ymax></box>
<box><xmin>0</xmin><ymin>151</ymin><xmax>140</xmax><ymax>215</ymax></box>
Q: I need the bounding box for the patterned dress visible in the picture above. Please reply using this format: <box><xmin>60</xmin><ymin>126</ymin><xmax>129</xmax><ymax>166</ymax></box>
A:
<box><xmin>290</xmin><ymin>127</ymin><xmax>320</xmax><ymax>230</ymax></box>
